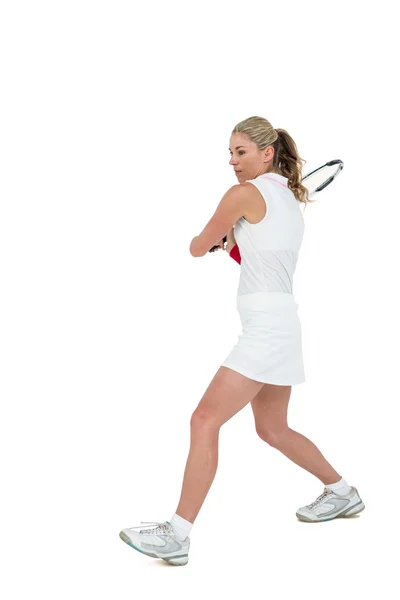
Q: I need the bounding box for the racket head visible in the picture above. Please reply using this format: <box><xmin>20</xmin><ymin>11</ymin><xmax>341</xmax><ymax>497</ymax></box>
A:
<box><xmin>301</xmin><ymin>159</ymin><xmax>344</xmax><ymax>197</ymax></box>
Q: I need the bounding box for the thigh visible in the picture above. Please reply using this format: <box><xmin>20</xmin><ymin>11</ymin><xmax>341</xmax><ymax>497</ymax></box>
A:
<box><xmin>192</xmin><ymin>366</ymin><xmax>264</xmax><ymax>429</ymax></box>
<box><xmin>250</xmin><ymin>383</ymin><xmax>292</xmax><ymax>436</ymax></box>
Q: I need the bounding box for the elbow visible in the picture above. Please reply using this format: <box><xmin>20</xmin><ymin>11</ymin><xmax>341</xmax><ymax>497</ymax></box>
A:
<box><xmin>190</xmin><ymin>236</ymin><xmax>202</xmax><ymax>257</ymax></box>
<box><xmin>190</xmin><ymin>249</ymin><xmax>203</xmax><ymax>258</ymax></box>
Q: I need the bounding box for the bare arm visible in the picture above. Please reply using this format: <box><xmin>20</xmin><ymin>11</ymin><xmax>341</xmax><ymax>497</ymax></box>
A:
<box><xmin>190</xmin><ymin>185</ymin><xmax>245</xmax><ymax>257</ymax></box>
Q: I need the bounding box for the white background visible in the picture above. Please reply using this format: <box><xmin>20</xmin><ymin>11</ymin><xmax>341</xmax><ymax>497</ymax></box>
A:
<box><xmin>1</xmin><ymin>0</ymin><xmax>399</xmax><ymax>597</ymax></box>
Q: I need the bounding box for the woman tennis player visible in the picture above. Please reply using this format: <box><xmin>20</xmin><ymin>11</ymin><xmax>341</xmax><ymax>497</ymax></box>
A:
<box><xmin>119</xmin><ymin>116</ymin><xmax>365</xmax><ymax>566</ymax></box>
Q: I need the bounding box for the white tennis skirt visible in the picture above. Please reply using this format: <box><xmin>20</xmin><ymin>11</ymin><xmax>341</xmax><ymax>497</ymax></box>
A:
<box><xmin>221</xmin><ymin>292</ymin><xmax>305</xmax><ymax>386</ymax></box>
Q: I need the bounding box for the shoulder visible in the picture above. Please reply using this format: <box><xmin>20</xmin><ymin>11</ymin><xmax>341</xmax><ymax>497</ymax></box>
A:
<box><xmin>238</xmin><ymin>181</ymin><xmax>268</xmax><ymax>223</ymax></box>
<box><xmin>241</xmin><ymin>180</ymin><xmax>261</xmax><ymax>193</ymax></box>
<box><xmin>218</xmin><ymin>182</ymin><xmax>261</xmax><ymax>216</ymax></box>
<box><xmin>239</xmin><ymin>180</ymin><xmax>266</xmax><ymax>205</ymax></box>
<box><xmin>232</xmin><ymin>181</ymin><xmax>262</xmax><ymax>202</ymax></box>
<box><xmin>219</xmin><ymin>183</ymin><xmax>252</xmax><ymax>207</ymax></box>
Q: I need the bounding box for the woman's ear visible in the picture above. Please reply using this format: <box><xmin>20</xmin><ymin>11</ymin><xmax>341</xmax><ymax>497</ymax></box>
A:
<box><xmin>264</xmin><ymin>145</ymin><xmax>275</xmax><ymax>163</ymax></box>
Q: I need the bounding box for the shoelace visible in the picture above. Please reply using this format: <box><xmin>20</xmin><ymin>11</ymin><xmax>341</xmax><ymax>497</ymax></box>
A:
<box><xmin>136</xmin><ymin>521</ymin><xmax>172</xmax><ymax>535</ymax></box>
<box><xmin>307</xmin><ymin>488</ymin><xmax>333</xmax><ymax>509</ymax></box>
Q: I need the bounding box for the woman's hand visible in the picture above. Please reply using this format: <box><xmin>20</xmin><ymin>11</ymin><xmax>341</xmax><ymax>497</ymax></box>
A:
<box><xmin>209</xmin><ymin>227</ymin><xmax>237</xmax><ymax>253</ymax></box>
<box><xmin>209</xmin><ymin>238</ymin><xmax>226</xmax><ymax>252</ymax></box>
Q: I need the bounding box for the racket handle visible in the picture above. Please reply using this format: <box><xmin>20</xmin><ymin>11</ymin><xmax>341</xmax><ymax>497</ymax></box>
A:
<box><xmin>208</xmin><ymin>237</ymin><xmax>241</xmax><ymax>264</ymax></box>
<box><xmin>209</xmin><ymin>235</ymin><xmax>227</xmax><ymax>252</ymax></box>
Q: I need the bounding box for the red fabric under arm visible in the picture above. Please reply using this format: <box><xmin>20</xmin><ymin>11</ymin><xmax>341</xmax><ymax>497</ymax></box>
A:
<box><xmin>229</xmin><ymin>244</ymin><xmax>241</xmax><ymax>264</ymax></box>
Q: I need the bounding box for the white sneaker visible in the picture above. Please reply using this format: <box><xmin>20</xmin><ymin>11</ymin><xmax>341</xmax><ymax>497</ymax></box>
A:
<box><xmin>296</xmin><ymin>486</ymin><xmax>365</xmax><ymax>523</ymax></box>
<box><xmin>119</xmin><ymin>521</ymin><xmax>190</xmax><ymax>566</ymax></box>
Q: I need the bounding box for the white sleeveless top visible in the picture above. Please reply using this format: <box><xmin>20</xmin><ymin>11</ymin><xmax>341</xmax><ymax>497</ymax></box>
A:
<box><xmin>234</xmin><ymin>173</ymin><xmax>305</xmax><ymax>296</ymax></box>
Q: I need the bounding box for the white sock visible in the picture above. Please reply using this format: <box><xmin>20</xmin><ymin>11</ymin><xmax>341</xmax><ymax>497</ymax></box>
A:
<box><xmin>168</xmin><ymin>513</ymin><xmax>193</xmax><ymax>541</ymax></box>
<box><xmin>325</xmin><ymin>476</ymin><xmax>352</xmax><ymax>495</ymax></box>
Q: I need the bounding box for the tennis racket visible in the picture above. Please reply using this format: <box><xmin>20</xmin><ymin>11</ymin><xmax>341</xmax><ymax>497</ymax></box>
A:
<box><xmin>301</xmin><ymin>159</ymin><xmax>344</xmax><ymax>198</ymax></box>
<box><xmin>209</xmin><ymin>159</ymin><xmax>344</xmax><ymax>253</ymax></box>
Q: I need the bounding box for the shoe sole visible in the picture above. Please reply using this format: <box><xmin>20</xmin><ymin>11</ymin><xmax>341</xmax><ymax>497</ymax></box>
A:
<box><xmin>296</xmin><ymin>500</ymin><xmax>365</xmax><ymax>523</ymax></box>
<box><xmin>119</xmin><ymin>530</ymin><xmax>189</xmax><ymax>566</ymax></box>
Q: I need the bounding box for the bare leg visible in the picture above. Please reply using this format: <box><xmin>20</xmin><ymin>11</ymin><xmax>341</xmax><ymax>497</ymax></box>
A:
<box><xmin>251</xmin><ymin>384</ymin><xmax>342</xmax><ymax>486</ymax></box>
<box><xmin>173</xmin><ymin>366</ymin><xmax>265</xmax><ymax>524</ymax></box>
<box><xmin>268</xmin><ymin>428</ymin><xmax>341</xmax><ymax>486</ymax></box>
<box><xmin>175</xmin><ymin>422</ymin><xmax>219</xmax><ymax>523</ymax></box>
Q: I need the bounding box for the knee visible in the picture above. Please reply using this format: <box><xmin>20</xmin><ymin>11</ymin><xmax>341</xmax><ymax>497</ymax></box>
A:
<box><xmin>190</xmin><ymin>408</ymin><xmax>218</xmax><ymax>431</ymax></box>
<box><xmin>256</xmin><ymin>427</ymin><xmax>289</xmax><ymax>447</ymax></box>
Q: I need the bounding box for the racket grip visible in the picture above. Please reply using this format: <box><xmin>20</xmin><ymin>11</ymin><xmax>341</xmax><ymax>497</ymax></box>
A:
<box><xmin>209</xmin><ymin>235</ymin><xmax>227</xmax><ymax>252</ymax></box>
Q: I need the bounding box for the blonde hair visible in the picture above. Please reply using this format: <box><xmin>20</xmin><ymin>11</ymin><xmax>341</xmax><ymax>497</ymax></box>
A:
<box><xmin>232</xmin><ymin>116</ymin><xmax>314</xmax><ymax>206</ymax></box>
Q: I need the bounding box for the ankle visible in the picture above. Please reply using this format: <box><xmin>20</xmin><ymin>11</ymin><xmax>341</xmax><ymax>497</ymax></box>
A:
<box><xmin>324</xmin><ymin>476</ymin><xmax>352</xmax><ymax>495</ymax></box>
<box><xmin>169</xmin><ymin>513</ymin><xmax>193</xmax><ymax>541</ymax></box>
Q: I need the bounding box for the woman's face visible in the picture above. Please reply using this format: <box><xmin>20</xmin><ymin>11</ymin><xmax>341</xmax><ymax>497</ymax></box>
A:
<box><xmin>229</xmin><ymin>133</ymin><xmax>274</xmax><ymax>182</ymax></box>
